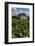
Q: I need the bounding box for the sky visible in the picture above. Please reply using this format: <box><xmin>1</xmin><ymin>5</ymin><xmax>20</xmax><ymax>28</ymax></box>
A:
<box><xmin>12</xmin><ymin>7</ymin><xmax>29</xmax><ymax>16</ymax></box>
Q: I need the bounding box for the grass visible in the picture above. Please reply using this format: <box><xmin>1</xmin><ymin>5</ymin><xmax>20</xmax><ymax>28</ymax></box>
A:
<box><xmin>12</xmin><ymin>16</ymin><xmax>29</xmax><ymax>38</ymax></box>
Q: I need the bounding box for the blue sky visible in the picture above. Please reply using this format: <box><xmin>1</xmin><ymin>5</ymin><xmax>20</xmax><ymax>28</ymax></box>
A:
<box><xmin>12</xmin><ymin>7</ymin><xmax>29</xmax><ymax>16</ymax></box>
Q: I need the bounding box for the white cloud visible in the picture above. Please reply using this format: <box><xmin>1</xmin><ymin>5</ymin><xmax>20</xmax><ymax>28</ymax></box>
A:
<box><xmin>12</xmin><ymin>8</ymin><xmax>29</xmax><ymax>16</ymax></box>
<box><xmin>19</xmin><ymin>9</ymin><xmax>22</xmax><ymax>12</ymax></box>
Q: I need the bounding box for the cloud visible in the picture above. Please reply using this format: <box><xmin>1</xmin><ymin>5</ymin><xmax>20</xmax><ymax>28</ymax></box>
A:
<box><xmin>19</xmin><ymin>9</ymin><xmax>21</xmax><ymax>12</ymax></box>
<box><xmin>12</xmin><ymin>8</ymin><xmax>29</xmax><ymax>16</ymax></box>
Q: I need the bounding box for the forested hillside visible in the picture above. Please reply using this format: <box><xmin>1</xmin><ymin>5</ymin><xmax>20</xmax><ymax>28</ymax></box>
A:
<box><xmin>12</xmin><ymin>16</ymin><xmax>29</xmax><ymax>38</ymax></box>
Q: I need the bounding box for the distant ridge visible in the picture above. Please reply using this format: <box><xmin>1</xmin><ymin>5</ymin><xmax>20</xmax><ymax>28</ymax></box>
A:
<box><xmin>17</xmin><ymin>13</ymin><xmax>29</xmax><ymax>18</ymax></box>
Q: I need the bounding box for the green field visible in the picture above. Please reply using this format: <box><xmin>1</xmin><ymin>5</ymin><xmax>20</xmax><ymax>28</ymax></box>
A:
<box><xmin>12</xmin><ymin>16</ymin><xmax>29</xmax><ymax>38</ymax></box>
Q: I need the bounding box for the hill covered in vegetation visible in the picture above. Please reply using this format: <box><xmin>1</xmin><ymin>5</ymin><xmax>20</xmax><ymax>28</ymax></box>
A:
<box><xmin>12</xmin><ymin>16</ymin><xmax>29</xmax><ymax>38</ymax></box>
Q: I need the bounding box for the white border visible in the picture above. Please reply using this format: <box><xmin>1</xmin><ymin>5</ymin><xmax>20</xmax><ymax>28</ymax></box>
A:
<box><xmin>8</xmin><ymin>4</ymin><xmax>33</xmax><ymax>42</ymax></box>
